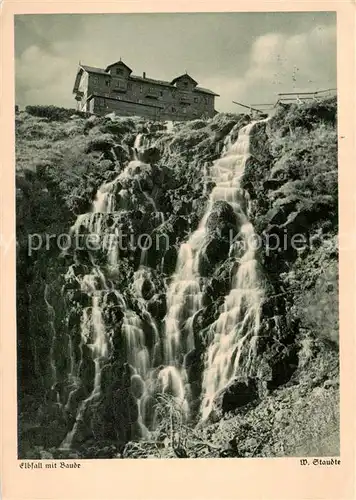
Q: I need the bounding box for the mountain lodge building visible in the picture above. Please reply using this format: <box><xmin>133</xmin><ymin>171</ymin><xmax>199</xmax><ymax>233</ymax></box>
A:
<box><xmin>72</xmin><ymin>59</ymin><xmax>219</xmax><ymax>120</ymax></box>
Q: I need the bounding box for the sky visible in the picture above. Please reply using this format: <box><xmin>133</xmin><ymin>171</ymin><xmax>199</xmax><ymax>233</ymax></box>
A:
<box><xmin>15</xmin><ymin>12</ymin><xmax>336</xmax><ymax>113</ymax></box>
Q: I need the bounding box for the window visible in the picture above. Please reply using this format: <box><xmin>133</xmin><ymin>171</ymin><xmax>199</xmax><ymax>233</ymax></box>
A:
<box><xmin>184</xmin><ymin>82</ymin><xmax>188</xmax><ymax>88</ymax></box>
<box><xmin>194</xmin><ymin>97</ymin><xmax>198</xmax><ymax>103</ymax></box>
<box><xmin>117</xmin><ymin>80</ymin><xmax>126</xmax><ymax>89</ymax></box>
<box><xmin>116</xmin><ymin>68</ymin><xmax>124</xmax><ymax>75</ymax></box>
<box><xmin>140</xmin><ymin>85</ymin><xmax>143</xmax><ymax>93</ymax></box>
<box><xmin>172</xmin><ymin>107</ymin><xmax>176</xmax><ymax>112</ymax></box>
<box><xmin>160</xmin><ymin>91</ymin><xmax>163</xmax><ymax>96</ymax></box>
<box><xmin>105</xmin><ymin>80</ymin><xmax>110</xmax><ymax>87</ymax></box>
<box><xmin>128</xmin><ymin>82</ymin><xmax>132</xmax><ymax>90</ymax></box>
<box><xmin>92</xmin><ymin>76</ymin><xmax>98</xmax><ymax>84</ymax></box>
<box><xmin>204</xmin><ymin>97</ymin><xmax>208</xmax><ymax>104</ymax></box>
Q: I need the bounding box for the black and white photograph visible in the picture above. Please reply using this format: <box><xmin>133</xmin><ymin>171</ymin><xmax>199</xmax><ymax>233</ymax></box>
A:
<box><xmin>15</xmin><ymin>11</ymin><xmax>339</xmax><ymax>460</ymax></box>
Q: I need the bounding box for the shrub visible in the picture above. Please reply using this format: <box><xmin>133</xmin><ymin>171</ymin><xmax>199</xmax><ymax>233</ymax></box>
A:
<box><xmin>98</xmin><ymin>117</ymin><xmax>137</xmax><ymax>136</ymax></box>
<box><xmin>84</xmin><ymin>134</ymin><xmax>115</xmax><ymax>153</ymax></box>
<box><xmin>25</xmin><ymin>105</ymin><xmax>89</xmax><ymax>122</ymax></box>
<box><xmin>271</xmin><ymin>96</ymin><xmax>337</xmax><ymax>134</ymax></box>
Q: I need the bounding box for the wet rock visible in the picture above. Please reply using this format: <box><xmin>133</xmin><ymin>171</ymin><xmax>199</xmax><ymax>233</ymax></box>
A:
<box><xmin>199</xmin><ymin>236</ymin><xmax>230</xmax><ymax>276</ymax></box>
<box><xmin>106</xmin><ymin>291</ymin><xmax>125</xmax><ymax>306</ymax></box>
<box><xmin>113</xmin><ymin>144</ymin><xmax>130</xmax><ymax>163</ymax></box>
<box><xmin>206</xmin><ymin>200</ymin><xmax>238</xmax><ymax>237</ymax></box>
<box><xmin>141</xmin><ymin>278</ymin><xmax>155</xmax><ymax>301</ymax></box>
<box><xmin>113</xmin><ymin>388</ymin><xmax>139</xmax><ymax>439</ymax></box>
<box><xmin>67</xmin><ymin>309</ymin><xmax>82</xmax><ymax>329</ymax></box>
<box><xmin>161</xmin><ymin>247</ymin><xmax>178</xmax><ymax>275</ymax></box>
<box><xmin>103</xmin><ymin>305</ymin><xmax>124</xmax><ymax>324</ymax></box>
<box><xmin>266</xmin><ymin>343</ymin><xmax>299</xmax><ymax>390</ymax></box>
<box><xmin>147</xmin><ymin>293</ymin><xmax>167</xmax><ymax>320</ymax></box>
<box><xmin>184</xmin><ymin>349</ymin><xmax>204</xmax><ymax>405</ymax></box>
<box><xmin>139</xmin><ymin>146</ymin><xmax>160</xmax><ymax>164</ymax></box>
<box><xmin>130</xmin><ymin>374</ymin><xmax>145</xmax><ymax>399</ymax></box>
<box><xmin>213</xmin><ymin>378</ymin><xmax>259</xmax><ymax>415</ymax></box>
<box><xmin>70</xmin><ymin>263</ymin><xmax>87</xmax><ymax>276</ymax></box>
<box><xmin>66</xmin><ymin>290</ymin><xmax>91</xmax><ymax>308</ymax></box>
<box><xmin>204</xmin><ymin>259</ymin><xmax>236</xmax><ymax>301</ymax></box>
<box><xmin>264</xmin><ymin>198</ymin><xmax>298</xmax><ymax>227</ymax></box>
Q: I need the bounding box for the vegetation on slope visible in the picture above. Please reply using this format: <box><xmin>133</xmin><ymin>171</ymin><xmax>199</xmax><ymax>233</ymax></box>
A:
<box><xmin>16</xmin><ymin>99</ymin><xmax>339</xmax><ymax>459</ymax></box>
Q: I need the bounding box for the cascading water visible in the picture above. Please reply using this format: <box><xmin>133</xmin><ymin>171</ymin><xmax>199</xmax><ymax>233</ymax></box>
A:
<box><xmin>200</xmin><ymin>219</ymin><xmax>263</xmax><ymax>419</ymax></box>
<box><xmin>200</xmin><ymin>121</ymin><xmax>265</xmax><ymax>420</ymax></box>
<box><xmin>60</xmin><ymin>125</ymin><xmax>170</xmax><ymax>447</ymax></box>
<box><xmin>44</xmin><ymin>284</ymin><xmax>60</xmax><ymax>404</ymax></box>
<box><xmin>60</xmin><ymin>165</ymin><xmax>125</xmax><ymax>449</ymax></box>
<box><xmin>55</xmin><ymin>117</ymin><xmax>267</xmax><ymax>450</ymax></box>
<box><xmin>161</xmin><ymin>120</ymin><xmax>266</xmax><ymax>422</ymax></box>
<box><xmin>60</xmin><ymin>294</ymin><xmax>109</xmax><ymax>449</ymax></box>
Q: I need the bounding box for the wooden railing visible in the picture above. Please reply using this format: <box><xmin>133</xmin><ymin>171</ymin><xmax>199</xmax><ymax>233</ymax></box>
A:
<box><xmin>275</xmin><ymin>88</ymin><xmax>336</xmax><ymax>105</ymax></box>
<box><xmin>232</xmin><ymin>88</ymin><xmax>337</xmax><ymax>115</ymax></box>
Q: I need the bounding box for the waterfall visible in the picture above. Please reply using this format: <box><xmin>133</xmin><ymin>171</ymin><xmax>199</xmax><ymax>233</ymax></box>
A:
<box><xmin>55</xmin><ymin>117</ymin><xmax>267</xmax><ymax>451</ymax></box>
<box><xmin>93</xmin><ymin>179</ymin><xmax>117</xmax><ymax>213</ymax></box>
<box><xmin>60</xmin><ymin>165</ymin><xmax>123</xmax><ymax>449</ymax></box>
<box><xmin>200</xmin><ymin>121</ymin><xmax>265</xmax><ymax>420</ymax></box>
<box><xmin>60</xmin><ymin>125</ymin><xmax>168</xmax><ymax>447</ymax></box>
<box><xmin>44</xmin><ymin>284</ymin><xmax>60</xmax><ymax>404</ymax></box>
<box><xmin>161</xmin><ymin>120</ymin><xmax>266</xmax><ymax>422</ymax></box>
<box><xmin>60</xmin><ymin>294</ymin><xmax>109</xmax><ymax>450</ymax></box>
<box><xmin>200</xmin><ymin>219</ymin><xmax>263</xmax><ymax>420</ymax></box>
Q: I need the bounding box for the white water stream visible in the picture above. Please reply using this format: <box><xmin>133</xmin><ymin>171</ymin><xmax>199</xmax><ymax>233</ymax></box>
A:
<box><xmin>59</xmin><ymin>118</ymin><xmax>266</xmax><ymax>448</ymax></box>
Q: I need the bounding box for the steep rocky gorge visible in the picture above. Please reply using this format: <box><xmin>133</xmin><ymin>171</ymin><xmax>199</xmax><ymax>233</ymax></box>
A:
<box><xmin>16</xmin><ymin>98</ymin><xmax>339</xmax><ymax>459</ymax></box>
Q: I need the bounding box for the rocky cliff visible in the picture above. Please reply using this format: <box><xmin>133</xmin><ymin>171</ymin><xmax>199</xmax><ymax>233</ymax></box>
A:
<box><xmin>16</xmin><ymin>98</ymin><xmax>339</xmax><ymax>459</ymax></box>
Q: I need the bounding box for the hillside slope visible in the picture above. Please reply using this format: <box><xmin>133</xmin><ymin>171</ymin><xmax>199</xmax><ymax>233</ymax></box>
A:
<box><xmin>16</xmin><ymin>99</ymin><xmax>339</xmax><ymax>459</ymax></box>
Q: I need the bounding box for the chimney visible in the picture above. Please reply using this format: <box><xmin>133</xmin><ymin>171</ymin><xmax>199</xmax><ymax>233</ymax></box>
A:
<box><xmin>143</xmin><ymin>72</ymin><xmax>146</xmax><ymax>79</ymax></box>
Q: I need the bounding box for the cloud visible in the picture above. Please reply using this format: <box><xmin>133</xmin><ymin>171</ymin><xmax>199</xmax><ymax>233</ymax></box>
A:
<box><xmin>15</xmin><ymin>19</ymin><xmax>336</xmax><ymax>113</ymax></box>
<box><xmin>16</xmin><ymin>44</ymin><xmax>75</xmax><ymax>107</ymax></box>
<box><xmin>205</xmin><ymin>24</ymin><xmax>336</xmax><ymax>112</ymax></box>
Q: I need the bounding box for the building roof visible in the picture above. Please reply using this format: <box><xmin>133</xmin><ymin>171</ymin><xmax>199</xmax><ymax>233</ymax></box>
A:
<box><xmin>130</xmin><ymin>74</ymin><xmax>174</xmax><ymax>88</ymax></box>
<box><xmin>105</xmin><ymin>60</ymin><xmax>133</xmax><ymax>73</ymax></box>
<box><xmin>194</xmin><ymin>86</ymin><xmax>220</xmax><ymax>97</ymax></box>
<box><xmin>81</xmin><ymin>65</ymin><xmax>109</xmax><ymax>75</ymax></box>
<box><xmin>73</xmin><ymin>62</ymin><xmax>219</xmax><ymax>97</ymax></box>
<box><xmin>171</xmin><ymin>73</ymin><xmax>198</xmax><ymax>86</ymax></box>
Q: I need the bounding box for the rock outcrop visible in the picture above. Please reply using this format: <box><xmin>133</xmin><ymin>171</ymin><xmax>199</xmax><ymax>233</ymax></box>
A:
<box><xmin>16</xmin><ymin>100</ymin><xmax>339</xmax><ymax>458</ymax></box>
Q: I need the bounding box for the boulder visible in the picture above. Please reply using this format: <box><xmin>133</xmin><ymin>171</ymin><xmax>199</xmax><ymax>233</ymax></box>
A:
<box><xmin>113</xmin><ymin>144</ymin><xmax>130</xmax><ymax>163</ymax></box>
<box><xmin>141</xmin><ymin>277</ymin><xmax>155</xmax><ymax>301</ymax></box>
<box><xmin>198</xmin><ymin>236</ymin><xmax>230</xmax><ymax>276</ymax></box>
<box><xmin>161</xmin><ymin>247</ymin><xmax>178</xmax><ymax>275</ymax></box>
<box><xmin>130</xmin><ymin>374</ymin><xmax>145</xmax><ymax>399</ymax></box>
<box><xmin>213</xmin><ymin>378</ymin><xmax>259</xmax><ymax>415</ymax></box>
<box><xmin>147</xmin><ymin>293</ymin><xmax>167</xmax><ymax>320</ymax></box>
<box><xmin>139</xmin><ymin>146</ymin><xmax>160</xmax><ymax>164</ymax></box>
<box><xmin>264</xmin><ymin>198</ymin><xmax>298</xmax><ymax>227</ymax></box>
<box><xmin>206</xmin><ymin>200</ymin><xmax>238</xmax><ymax>237</ymax></box>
